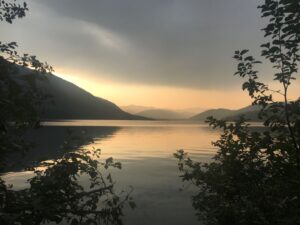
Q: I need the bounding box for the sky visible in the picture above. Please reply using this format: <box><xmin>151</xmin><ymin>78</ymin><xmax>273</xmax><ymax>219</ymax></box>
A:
<box><xmin>1</xmin><ymin>0</ymin><xmax>299</xmax><ymax>110</ymax></box>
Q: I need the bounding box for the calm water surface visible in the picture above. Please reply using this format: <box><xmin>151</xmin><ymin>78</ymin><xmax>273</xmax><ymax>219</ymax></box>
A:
<box><xmin>4</xmin><ymin>120</ymin><xmax>222</xmax><ymax>225</ymax></box>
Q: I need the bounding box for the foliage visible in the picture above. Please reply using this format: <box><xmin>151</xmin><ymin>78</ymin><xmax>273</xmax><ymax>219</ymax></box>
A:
<box><xmin>0</xmin><ymin>1</ymin><xmax>53</xmax><ymax>165</ymax></box>
<box><xmin>0</xmin><ymin>1</ymin><xmax>133</xmax><ymax>224</ymax></box>
<box><xmin>175</xmin><ymin>0</ymin><xmax>300</xmax><ymax>224</ymax></box>
<box><xmin>0</xmin><ymin>0</ymin><xmax>27</xmax><ymax>23</ymax></box>
<box><xmin>1</xmin><ymin>147</ymin><xmax>132</xmax><ymax>225</ymax></box>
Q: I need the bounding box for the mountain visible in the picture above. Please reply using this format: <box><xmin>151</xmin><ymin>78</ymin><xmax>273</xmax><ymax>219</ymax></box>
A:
<box><xmin>190</xmin><ymin>108</ymin><xmax>235</xmax><ymax>121</ymax></box>
<box><xmin>136</xmin><ymin>109</ymin><xmax>188</xmax><ymax>120</ymax></box>
<box><xmin>225</xmin><ymin>105</ymin><xmax>261</xmax><ymax>121</ymax></box>
<box><xmin>224</xmin><ymin>110</ymin><xmax>261</xmax><ymax>121</ymax></box>
<box><xmin>190</xmin><ymin>105</ymin><xmax>261</xmax><ymax>121</ymax></box>
<box><xmin>233</xmin><ymin>105</ymin><xmax>261</xmax><ymax>115</ymax></box>
<box><xmin>121</xmin><ymin>105</ymin><xmax>155</xmax><ymax>114</ymax></box>
<box><xmin>175</xmin><ymin>107</ymin><xmax>206</xmax><ymax>118</ymax></box>
<box><xmin>122</xmin><ymin>105</ymin><xmax>204</xmax><ymax>119</ymax></box>
<box><xmin>14</xmin><ymin>67</ymin><xmax>145</xmax><ymax>120</ymax></box>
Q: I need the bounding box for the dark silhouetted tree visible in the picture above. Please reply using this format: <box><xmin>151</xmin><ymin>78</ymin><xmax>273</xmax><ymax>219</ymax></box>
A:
<box><xmin>0</xmin><ymin>1</ymin><xmax>134</xmax><ymax>224</ymax></box>
<box><xmin>175</xmin><ymin>0</ymin><xmax>300</xmax><ymax>224</ymax></box>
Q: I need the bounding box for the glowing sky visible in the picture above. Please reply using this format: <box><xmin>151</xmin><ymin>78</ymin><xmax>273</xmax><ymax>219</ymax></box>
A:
<box><xmin>1</xmin><ymin>0</ymin><xmax>299</xmax><ymax>110</ymax></box>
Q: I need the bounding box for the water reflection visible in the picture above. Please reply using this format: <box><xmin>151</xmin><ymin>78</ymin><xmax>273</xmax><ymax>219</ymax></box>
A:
<box><xmin>91</xmin><ymin>125</ymin><xmax>218</xmax><ymax>160</ymax></box>
<box><xmin>4</xmin><ymin>126</ymin><xmax>120</xmax><ymax>172</ymax></box>
<box><xmin>5</xmin><ymin>120</ymin><xmax>221</xmax><ymax>225</ymax></box>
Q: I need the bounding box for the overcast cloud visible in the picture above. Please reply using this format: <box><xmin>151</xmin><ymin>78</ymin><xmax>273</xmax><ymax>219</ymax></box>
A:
<box><xmin>0</xmin><ymin>0</ymin><xmax>266</xmax><ymax>89</ymax></box>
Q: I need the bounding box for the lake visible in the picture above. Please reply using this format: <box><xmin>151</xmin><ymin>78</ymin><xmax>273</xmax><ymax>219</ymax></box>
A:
<box><xmin>3</xmin><ymin>120</ymin><xmax>222</xmax><ymax>225</ymax></box>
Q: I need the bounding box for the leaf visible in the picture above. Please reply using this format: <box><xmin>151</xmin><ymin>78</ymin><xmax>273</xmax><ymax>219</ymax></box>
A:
<box><xmin>244</xmin><ymin>56</ymin><xmax>254</xmax><ymax>61</ymax></box>
<box><xmin>240</xmin><ymin>49</ymin><xmax>249</xmax><ymax>55</ymax></box>
<box><xmin>128</xmin><ymin>201</ymin><xmax>137</xmax><ymax>209</ymax></box>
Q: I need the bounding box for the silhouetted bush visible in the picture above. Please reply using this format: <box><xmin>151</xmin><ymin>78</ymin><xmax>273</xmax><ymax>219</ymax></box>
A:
<box><xmin>0</xmin><ymin>2</ymin><xmax>134</xmax><ymax>224</ymax></box>
<box><xmin>175</xmin><ymin>1</ymin><xmax>300</xmax><ymax>224</ymax></box>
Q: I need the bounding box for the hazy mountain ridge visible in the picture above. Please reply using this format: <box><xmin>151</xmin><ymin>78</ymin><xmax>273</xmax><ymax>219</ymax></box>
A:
<box><xmin>122</xmin><ymin>105</ymin><xmax>204</xmax><ymax>119</ymax></box>
<box><xmin>190</xmin><ymin>105</ymin><xmax>262</xmax><ymax>121</ymax></box>
<box><xmin>122</xmin><ymin>104</ymin><xmax>262</xmax><ymax>121</ymax></box>
<box><xmin>121</xmin><ymin>105</ymin><xmax>156</xmax><ymax>114</ymax></box>
<box><xmin>136</xmin><ymin>109</ymin><xmax>188</xmax><ymax>120</ymax></box>
<box><xmin>15</xmin><ymin>67</ymin><xmax>145</xmax><ymax>120</ymax></box>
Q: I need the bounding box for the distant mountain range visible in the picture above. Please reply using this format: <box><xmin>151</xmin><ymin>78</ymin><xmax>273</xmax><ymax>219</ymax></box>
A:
<box><xmin>121</xmin><ymin>105</ymin><xmax>155</xmax><ymax>114</ymax></box>
<box><xmin>122</xmin><ymin>104</ymin><xmax>262</xmax><ymax>121</ymax></box>
<box><xmin>10</xmin><ymin>63</ymin><xmax>263</xmax><ymax>121</ymax></box>
<box><xmin>121</xmin><ymin>105</ymin><xmax>204</xmax><ymax>119</ymax></box>
<box><xmin>190</xmin><ymin>105</ymin><xmax>262</xmax><ymax>121</ymax></box>
<box><xmin>14</xmin><ymin>68</ymin><xmax>145</xmax><ymax>120</ymax></box>
<box><xmin>136</xmin><ymin>109</ymin><xmax>189</xmax><ymax>120</ymax></box>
